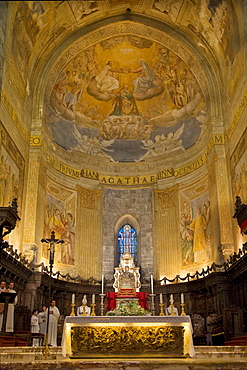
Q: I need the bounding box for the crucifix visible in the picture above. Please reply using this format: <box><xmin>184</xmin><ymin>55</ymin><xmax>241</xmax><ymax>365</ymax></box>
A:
<box><xmin>41</xmin><ymin>231</ymin><xmax>64</xmax><ymax>274</ymax></box>
<box><xmin>41</xmin><ymin>231</ymin><xmax>64</xmax><ymax>358</ymax></box>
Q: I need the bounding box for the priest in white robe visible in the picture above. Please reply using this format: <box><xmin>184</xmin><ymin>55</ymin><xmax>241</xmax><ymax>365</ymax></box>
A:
<box><xmin>30</xmin><ymin>309</ymin><xmax>40</xmax><ymax>346</ymax></box>
<box><xmin>77</xmin><ymin>295</ymin><xmax>91</xmax><ymax>316</ymax></box>
<box><xmin>48</xmin><ymin>299</ymin><xmax>60</xmax><ymax>346</ymax></box>
<box><xmin>37</xmin><ymin>305</ymin><xmax>47</xmax><ymax>336</ymax></box>
<box><xmin>6</xmin><ymin>282</ymin><xmax>18</xmax><ymax>332</ymax></box>
<box><xmin>0</xmin><ymin>281</ymin><xmax>7</xmax><ymax>331</ymax></box>
<box><xmin>165</xmin><ymin>304</ymin><xmax>179</xmax><ymax>316</ymax></box>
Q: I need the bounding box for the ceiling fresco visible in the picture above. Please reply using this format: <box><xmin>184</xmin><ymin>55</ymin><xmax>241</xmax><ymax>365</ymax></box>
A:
<box><xmin>46</xmin><ymin>35</ymin><xmax>207</xmax><ymax>163</ymax></box>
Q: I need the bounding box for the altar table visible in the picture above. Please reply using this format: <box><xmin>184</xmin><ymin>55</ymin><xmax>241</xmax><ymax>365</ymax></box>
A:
<box><xmin>62</xmin><ymin>316</ymin><xmax>195</xmax><ymax>358</ymax></box>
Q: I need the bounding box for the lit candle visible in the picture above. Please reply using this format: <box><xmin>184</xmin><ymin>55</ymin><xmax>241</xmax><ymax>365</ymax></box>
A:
<box><xmin>181</xmin><ymin>293</ymin><xmax>184</xmax><ymax>304</ymax></box>
<box><xmin>102</xmin><ymin>274</ymin><xmax>104</xmax><ymax>294</ymax></box>
<box><xmin>72</xmin><ymin>293</ymin><xmax>75</xmax><ymax>304</ymax></box>
<box><xmin>151</xmin><ymin>274</ymin><xmax>154</xmax><ymax>294</ymax></box>
<box><xmin>159</xmin><ymin>293</ymin><xmax>163</xmax><ymax>304</ymax></box>
<box><xmin>92</xmin><ymin>294</ymin><xmax>95</xmax><ymax>304</ymax></box>
<box><xmin>170</xmin><ymin>294</ymin><xmax>174</xmax><ymax>304</ymax></box>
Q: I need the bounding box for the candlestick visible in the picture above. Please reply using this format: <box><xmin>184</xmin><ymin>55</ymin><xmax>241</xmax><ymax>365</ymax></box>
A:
<box><xmin>151</xmin><ymin>274</ymin><xmax>154</xmax><ymax>294</ymax></box>
<box><xmin>159</xmin><ymin>303</ymin><xmax>164</xmax><ymax>316</ymax></box>
<box><xmin>91</xmin><ymin>303</ymin><xmax>96</xmax><ymax>316</ymax></box>
<box><xmin>181</xmin><ymin>293</ymin><xmax>184</xmax><ymax>304</ymax></box>
<box><xmin>70</xmin><ymin>303</ymin><xmax>75</xmax><ymax>316</ymax></box>
<box><xmin>101</xmin><ymin>275</ymin><xmax>104</xmax><ymax>294</ymax></box>
<box><xmin>170</xmin><ymin>294</ymin><xmax>174</xmax><ymax>305</ymax></box>
<box><xmin>99</xmin><ymin>293</ymin><xmax>105</xmax><ymax>316</ymax></box>
<box><xmin>150</xmin><ymin>293</ymin><xmax>156</xmax><ymax>316</ymax></box>
<box><xmin>72</xmin><ymin>293</ymin><xmax>75</xmax><ymax>304</ymax></box>
<box><xmin>180</xmin><ymin>303</ymin><xmax>186</xmax><ymax>316</ymax></box>
<box><xmin>92</xmin><ymin>294</ymin><xmax>95</xmax><ymax>304</ymax></box>
<box><xmin>159</xmin><ymin>293</ymin><xmax>163</xmax><ymax>304</ymax></box>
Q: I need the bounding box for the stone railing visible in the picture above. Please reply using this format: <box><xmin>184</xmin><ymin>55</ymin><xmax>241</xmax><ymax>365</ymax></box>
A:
<box><xmin>159</xmin><ymin>242</ymin><xmax>247</xmax><ymax>285</ymax></box>
<box><xmin>2</xmin><ymin>242</ymin><xmax>247</xmax><ymax>286</ymax></box>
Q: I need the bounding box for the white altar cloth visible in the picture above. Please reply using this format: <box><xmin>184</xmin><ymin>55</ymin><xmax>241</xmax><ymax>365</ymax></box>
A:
<box><xmin>62</xmin><ymin>315</ymin><xmax>195</xmax><ymax>358</ymax></box>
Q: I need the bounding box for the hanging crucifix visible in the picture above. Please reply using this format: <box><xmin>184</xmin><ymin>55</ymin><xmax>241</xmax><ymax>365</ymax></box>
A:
<box><xmin>41</xmin><ymin>231</ymin><xmax>64</xmax><ymax>274</ymax></box>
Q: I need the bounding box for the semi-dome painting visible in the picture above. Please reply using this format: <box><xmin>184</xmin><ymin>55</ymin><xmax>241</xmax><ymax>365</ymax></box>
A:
<box><xmin>45</xmin><ymin>35</ymin><xmax>207</xmax><ymax>163</ymax></box>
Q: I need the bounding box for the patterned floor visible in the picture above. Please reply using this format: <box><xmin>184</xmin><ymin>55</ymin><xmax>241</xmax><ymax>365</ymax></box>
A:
<box><xmin>1</xmin><ymin>361</ymin><xmax>247</xmax><ymax>370</ymax></box>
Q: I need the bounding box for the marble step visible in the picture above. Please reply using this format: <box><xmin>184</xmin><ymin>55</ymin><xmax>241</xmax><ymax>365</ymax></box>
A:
<box><xmin>194</xmin><ymin>345</ymin><xmax>247</xmax><ymax>358</ymax></box>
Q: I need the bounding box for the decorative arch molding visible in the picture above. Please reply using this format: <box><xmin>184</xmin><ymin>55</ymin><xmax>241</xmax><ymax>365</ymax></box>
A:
<box><xmin>31</xmin><ymin>13</ymin><xmax>222</xmax><ymax>121</ymax></box>
<box><xmin>114</xmin><ymin>214</ymin><xmax>140</xmax><ymax>235</ymax></box>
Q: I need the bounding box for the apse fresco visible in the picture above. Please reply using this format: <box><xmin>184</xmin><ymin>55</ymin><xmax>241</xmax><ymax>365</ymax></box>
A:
<box><xmin>180</xmin><ymin>192</ymin><xmax>212</xmax><ymax>267</ymax></box>
<box><xmin>43</xmin><ymin>192</ymin><xmax>76</xmax><ymax>266</ymax></box>
<box><xmin>12</xmin><ymin>1</ymin><xmax>46</xmax><ymax>81</ymax></box>
<box><xmin>46</xmin><ymin>35</ymin><xmax>207</xmax><ymax>162</ymax></box>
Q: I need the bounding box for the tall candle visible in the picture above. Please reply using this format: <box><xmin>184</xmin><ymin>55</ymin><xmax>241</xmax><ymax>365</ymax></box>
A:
<box><xmin>170</xmin><ymin>294</ymin><xmax>174</xmax><ymax>304</ymax></box>
<box><xmin>151</xmin><ymin>274</ymin><xmax>154</xmax><ymax>294</ymax></box>
<box><xmin>72</xmin><ymin>293</ymin><xmax>75</xmax><ymax>304</ymax></box>
<box><xmin>181</xmin><ymin>293</ymin><xmax>184</xmax><ymax>304</ymax></box>
<box><xmin>102</xmin><ymin>274</ymin><xmax>104</xmax><ymax>294</ymax></box>
<box><xmin>159</xmin><ymin>293</ymin><xmax>163</xmax><ymax>304</ymax></box>
<box><xmin>92</xmin><ymin>294</ymin><xmax>95</xmax><ymax>304</ymax></box>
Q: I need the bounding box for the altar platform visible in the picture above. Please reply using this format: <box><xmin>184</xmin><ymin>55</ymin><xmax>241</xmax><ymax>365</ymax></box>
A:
<box><xmin>1</xmin><ymin>345</ymin><xmax>247</xmax><ymax>370</ymax></box>
<box><xmin>62</xmin><ymin>315</ymin><xmax>195</xmax><ymax>358</ymax></box>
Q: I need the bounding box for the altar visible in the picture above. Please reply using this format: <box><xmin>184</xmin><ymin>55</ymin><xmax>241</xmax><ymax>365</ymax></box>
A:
<box><xmin>62</xmin><ymin>315</ymin><xmax>195</xmax><ymax>358</ymax></box>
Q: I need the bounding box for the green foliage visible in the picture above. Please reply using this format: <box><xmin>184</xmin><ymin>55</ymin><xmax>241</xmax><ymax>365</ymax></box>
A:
<box><xmin>106</xmin><ymin>300</ymin><xmax>150</xmax><ymax>316</ymax></box>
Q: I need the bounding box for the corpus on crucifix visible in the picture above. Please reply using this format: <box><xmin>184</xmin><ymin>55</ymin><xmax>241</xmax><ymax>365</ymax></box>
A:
<box><xmin>41</xmin><ymin>231</ymin><xmax>64</xmax><ymax>357</ymax></box>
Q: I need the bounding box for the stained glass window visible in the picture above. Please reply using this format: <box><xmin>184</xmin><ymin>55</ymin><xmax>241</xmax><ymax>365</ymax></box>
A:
<box><xmin>117</xmin><ymin>224</ymin><xmax>137</xmax><ymax>265</ymax></box>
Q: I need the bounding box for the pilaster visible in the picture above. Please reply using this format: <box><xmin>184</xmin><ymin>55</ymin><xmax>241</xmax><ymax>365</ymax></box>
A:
<box><xmin>212</xmin><ymin>119</ymin><xmax>234</xmax><ymax>260</ymax></box>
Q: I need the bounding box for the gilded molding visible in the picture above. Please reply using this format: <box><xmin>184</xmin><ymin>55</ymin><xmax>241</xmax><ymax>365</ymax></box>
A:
<box><xmin>216</xmin><ymin>155</ymin><xmax>233</xmax><ymax>244</ymax></box>
<box><xmin>30</xmin><ymin>135</ymin><xmax>43</xmax><ymax>146</ymax></box>
<box><xmin>154</xmin><ymin>186</ymin><xmax>178</xmax><ymax>209</ymax></box>
<box><xmin>39</xmin><ymin>130</ymin><xmax>229</xmax><ymax>184</ymax></box>
<box><xmin>23</xmin><ymin>159</ymin><xmax>40</xmax><ymax>243</ymax></box>
<box><xmin>78</xmin><ymin>187</ymin><xmax>102</xmax><ymax>210</ymax></box>
<box><xmin>226</xmin><ymin>90</ymin><xmax>247</xmax><ymax>141</ymax></box>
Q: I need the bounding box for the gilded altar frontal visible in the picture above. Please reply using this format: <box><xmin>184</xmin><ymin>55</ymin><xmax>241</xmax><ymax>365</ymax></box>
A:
<box><xmin>0</xmin><ymin>1</ymin><xmax>247</xmax><ymax>366</ymax></box>
<box><xmin>71</xmin><ymin>325</ymin><xmax>184</xmax><ymax>358</ymax></box>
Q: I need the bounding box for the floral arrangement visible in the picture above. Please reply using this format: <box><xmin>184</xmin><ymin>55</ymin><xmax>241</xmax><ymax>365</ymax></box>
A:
<box><xmin>106</xmin><ymin>300</ymin><xmax>150</xmax><ymax>316</ymax></box>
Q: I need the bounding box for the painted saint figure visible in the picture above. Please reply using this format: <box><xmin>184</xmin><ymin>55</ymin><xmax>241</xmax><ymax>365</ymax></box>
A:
<box><xmin>129</xmin><ymin>60</ymin><xmax>164</xmax><ymax>100</ymax></box>
<box><xmin>130</xmin><ymin>60</ymin><xmax>157</xmax><ymax>93</ymax></box>
<box><xmin>110</xmin><ymin>85</ymin><xmax>139</xmax><ymax>116</ymax></box>
<box><xmin>189</xmin><ymin>207</ymin><xmax>207</xmax><ymax>263</ymax></box>
<box><xmin>95</xmin><ymin>61</ymin><xmax>122</xmax><ymax>94</ymax></box>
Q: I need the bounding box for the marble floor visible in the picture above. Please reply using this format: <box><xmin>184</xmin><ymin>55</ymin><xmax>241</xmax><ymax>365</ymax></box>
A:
<box><xmin>0</xmin><ymin>346</ymin><xmax>247</xmax><ymax>370</ymax></box>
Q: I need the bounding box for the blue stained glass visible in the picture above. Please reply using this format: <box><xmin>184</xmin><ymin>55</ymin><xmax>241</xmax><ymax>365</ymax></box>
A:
<box><xmin>117</xmin><ymin>224</ymin><xmax>137</xmax><ymax>265</ymax></box>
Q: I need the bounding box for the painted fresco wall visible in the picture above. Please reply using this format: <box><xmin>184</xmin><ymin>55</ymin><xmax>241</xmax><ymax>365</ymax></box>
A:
<box><xmin>179</xmin><ymin>187</ymin><xmax>212</xmax><ymax>267</ymax></box>
<box><xmin>0</xmin><ymin>123</ymin><xmax>25</xmax><ymax>249</ymax></box>
<box><xmin>0</xmin><ymin>1</ymin><xmax>8</xmax><ymax>97</ymax></box>
<box><xmin>42</xmin><ymin>179</ymin><xmax>76</xmax><ymax>269</ymax></box>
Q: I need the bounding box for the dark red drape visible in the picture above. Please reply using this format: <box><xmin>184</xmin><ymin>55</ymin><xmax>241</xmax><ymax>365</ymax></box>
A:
<box><xmin>106</xmin><ymin>292</ymin><xmax>149</xmax><ymax>312</ymax></box>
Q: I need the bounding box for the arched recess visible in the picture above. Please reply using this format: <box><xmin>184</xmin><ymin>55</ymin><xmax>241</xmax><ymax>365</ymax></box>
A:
<box><xmin>114</xmin><ymin>214</ymin><xmax>140</xmax><ymax>267</ymax></box>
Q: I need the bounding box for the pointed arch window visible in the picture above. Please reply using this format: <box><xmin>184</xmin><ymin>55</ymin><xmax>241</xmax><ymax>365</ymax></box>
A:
<box><xmin>117</xmin><ymin>224</ymin><xmax>137</xmax><ymax>265</ymax></box>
